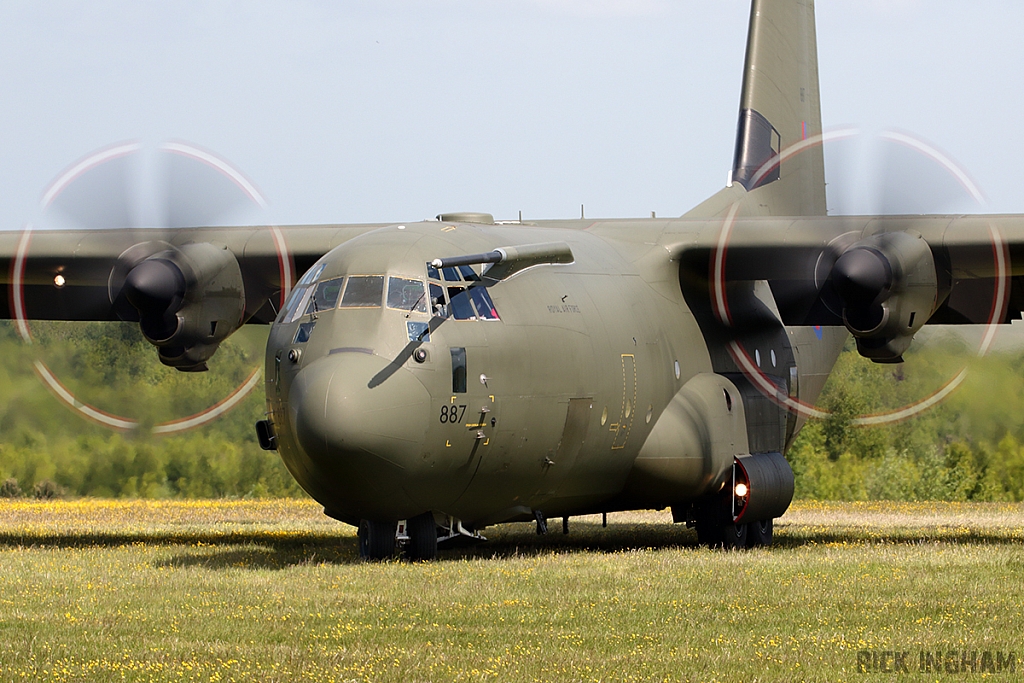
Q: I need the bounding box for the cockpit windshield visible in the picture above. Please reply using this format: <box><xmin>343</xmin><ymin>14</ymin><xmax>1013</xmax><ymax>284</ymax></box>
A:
<box><xmin>387</xmin><ymin>277</ymin><xmax>428</xmax><ymax>313</ymax></box>
<box><xmin>277</xmin><ymin>268</ymin><xmax>436</xmax><ymax>327</ymax></box>
<box><xmin>339</xmin><ymin>276</ymin><xmax>385</xmax><ymax>308</ymax></box>
<box><xmin>305</xmin><ymin>278</ymin><xmax>344</xmax><ymax>315</ymax></box>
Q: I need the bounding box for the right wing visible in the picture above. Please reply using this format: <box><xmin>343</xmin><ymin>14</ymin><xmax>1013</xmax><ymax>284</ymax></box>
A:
<box><xmin>0</xmin><ymin>223</ymin><xmax>382</xmax><ymax>370</ymax></box>
<box><xmin>0</xmin><ymin>223</ymin><xmax>384</xmax><ymax>324</ymax></box>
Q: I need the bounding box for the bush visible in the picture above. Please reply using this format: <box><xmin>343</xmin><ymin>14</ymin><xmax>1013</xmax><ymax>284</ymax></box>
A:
<box><xmin>0</xmin><ymin>478</ymin><xmax>22</xmax><ymax>498</ymax></box>
<box><xmin>32</xmin><ymin>479</ymin><xmax>66</xmax><ymax>500</ymax></box>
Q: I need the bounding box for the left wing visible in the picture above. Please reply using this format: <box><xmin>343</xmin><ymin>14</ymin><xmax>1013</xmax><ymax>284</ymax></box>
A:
<box><xmin>663</xmin><ymin>213</ymin><xmax>1024</xmax><ymax>361</ymax></box>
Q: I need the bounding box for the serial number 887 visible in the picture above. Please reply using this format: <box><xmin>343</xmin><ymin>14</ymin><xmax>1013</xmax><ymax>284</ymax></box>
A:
<box><xmin>439</xmin><ymin>405</ymin><xmax>467</xmax><ymax>424</ymax></box>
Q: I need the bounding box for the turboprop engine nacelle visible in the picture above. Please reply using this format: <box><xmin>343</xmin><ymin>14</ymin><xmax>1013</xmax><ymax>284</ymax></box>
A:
<box><xmin>120</xmin><ymin>242</ymin><xmax>245</xmax><ymax>371</ymax></box>
<box><xmin>831</xmin><ymin>231</ymin><xmax>939</xmax><ymax>363</ymax></box>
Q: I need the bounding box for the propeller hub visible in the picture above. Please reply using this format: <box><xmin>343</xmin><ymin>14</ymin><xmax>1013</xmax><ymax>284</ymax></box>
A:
<box><xmin>832</xmin><ymin>247</ymin><xmax>892</xmax><ymax>308</ymax></box>
<box><xmin>123</xmin><ymin>258</ymin><xmax>186</xmax><ymax>313</ymax></box>
<box><xmin>123</xmin><ymin>258</ymin><xmax>186</xmax><ymax>342</ymax></box>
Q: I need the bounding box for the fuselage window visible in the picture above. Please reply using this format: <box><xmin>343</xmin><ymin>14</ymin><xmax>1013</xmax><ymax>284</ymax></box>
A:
<box><xmin>407</xmin><ymin>321</ymin><xmax>430</xmax><ymax>342</ymax></box>
<box><xmin>442</xmin><ymin>267</ymin><xmax>461</xmax><ymax>282</ymax></box>
<box><xmin>450</xmin><ymin>347</ymin><xmax>467</xmax><ymax>393</ymax></box>
<box><xmin>387</xmin><ymin>277</ymin><xmax>428</xmax><ymax>313</ymax></box>
<box><xmin>339</xmin><ymin>275</ymin><xmax>384</xmax><ymax>308</ymax></box>
<box><xmin>306</xmin><ymin>277</ymin><xmax>345</xmax><ymax>315</ymax></box>
<box><xmin>294</xmin><ymin>321</ymin><xmax>316</xmax><ymax>344</ymax></box>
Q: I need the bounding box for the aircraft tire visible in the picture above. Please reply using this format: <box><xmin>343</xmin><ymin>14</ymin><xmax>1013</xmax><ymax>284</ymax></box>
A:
<box><xmin>747</xmin><ymin>518</ymin><xmax>773</xmax><ymax>547</ymax></box>
<box><xmin>720</xmin><ymin>522</ymin><xmax>748</xmax><ymax>549</ymax></box>
<box><xmin>405</xmin><ymin>512</ymin><xmax>438</xmax><ymax>561</ymax></box>
<box><xmin>695</xmin><ymin>516</ymin><xmax>723</xmax><ymax>547</ymax></box>
<box><xmin>358</xmin><ymin>519</ymin><xmax>396</xmax><ymax>561</ymax></box>
<box><xmin>696</xmin><ymin>514</ymin><xmax>748</xmax><ymax>550</ymax></box>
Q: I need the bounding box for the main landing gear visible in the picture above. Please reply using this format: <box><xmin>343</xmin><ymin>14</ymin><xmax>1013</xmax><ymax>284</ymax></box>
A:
<box><xmin>357</xmin><ymin>511</ymin><xmax>439</xmax><ymax>561</ymax></box>
<box><xmin>693</xmin><ymin>512</ymin><xmax>774</xmax><ymax>549</ymax></box>
<box><xmin>685</xmin><ymin>453</ymin><xmax>791</xmax><ymax>549</ymax></box>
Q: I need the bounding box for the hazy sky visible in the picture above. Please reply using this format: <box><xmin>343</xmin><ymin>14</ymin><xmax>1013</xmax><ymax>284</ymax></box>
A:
<box><xmin>2</xmin><ymin>1</ymin><xmax>1023</xmax><ymax>230</ymax></box>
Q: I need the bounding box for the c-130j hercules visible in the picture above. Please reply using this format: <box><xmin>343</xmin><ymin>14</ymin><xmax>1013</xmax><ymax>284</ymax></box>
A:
<box><xmin>3</xmin><ymin>0</ymin><xmax>1021</xmax><ymax>559</ymax></box>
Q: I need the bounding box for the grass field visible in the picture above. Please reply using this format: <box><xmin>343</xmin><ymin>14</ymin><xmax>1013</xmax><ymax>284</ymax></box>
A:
<box><xmin>0</xmin><ymin>500</ymin><xmax>1022</xmax><ymax>682</ymax></box>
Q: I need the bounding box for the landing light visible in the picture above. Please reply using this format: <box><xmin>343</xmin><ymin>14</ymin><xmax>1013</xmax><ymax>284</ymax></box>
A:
<box><xmin>735</xmin><ymin>482</ymin><xmax>749</xmax><ymax>498</ymax></box>
<box><xmin>53</xmin><ymin>274</ymin><xmax>66</xmax><ymax>288</ymax></box>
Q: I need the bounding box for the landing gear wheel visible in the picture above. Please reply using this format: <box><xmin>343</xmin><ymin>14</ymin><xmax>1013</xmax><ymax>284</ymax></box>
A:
<box><xmin>720</xmin><ymin>522</ymin><xmax>748</xmax><ymax>549</ymax></box>
<box><xmin>405</xmin><ymin>512</ymin><xmax>438</xmax><ymax>561</ymax></box>
<box><xmin>695</xmin><ymin>510</ymin><xmax>748</xmax><ymax>549</ymax></box>
<box><xmin>695</xmin><ymin>515</ymin><xmax>724</xmax><ymax>547</ymax></box>
<box><xmin>358</xmin><ymin>519</ymin><xmax>396</xmax><ymax>561</ymax></box>
<box><xmin>747</xmin><ymin>518</ymin><xmax>774</xmax><ymax>547</ymax></box>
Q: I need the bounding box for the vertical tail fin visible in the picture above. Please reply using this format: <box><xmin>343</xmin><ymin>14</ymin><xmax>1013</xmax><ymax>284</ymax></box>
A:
<box><xmin>687</xmin><ymin>0</ymin><xmax>826</xmax><ymax>218</ymax></box>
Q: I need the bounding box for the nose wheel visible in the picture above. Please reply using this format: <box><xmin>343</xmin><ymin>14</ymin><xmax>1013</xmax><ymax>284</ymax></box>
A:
<box><xmin>358</xmin><ymin>519</ymin><xmax>396</xmax><ymax>561</ymax></box>
<box><xmin>405</xmin><ymin>512</ymin><xmax>439</xmax><ymax>561</ymax></box>
<box><xmin>357</xmin><ymin>513</ymin><xmax>439</xmax><ymax>561</ymax></box>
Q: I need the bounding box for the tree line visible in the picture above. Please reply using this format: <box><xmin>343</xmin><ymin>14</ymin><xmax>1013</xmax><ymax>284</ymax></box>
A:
<box><xmin>2</xmin><ymin>321</ymin><xmax>1024</xmax><ymax>501</ymax></box>
<box><xmin>788</xmin><ymin>331</ymin><xmax>1024</xmax><ymax>501</ymax></box>
<box><xmin>0</xmin><ymin>321</ymin><xmax>302</xmax><ymax>498</ymax></box>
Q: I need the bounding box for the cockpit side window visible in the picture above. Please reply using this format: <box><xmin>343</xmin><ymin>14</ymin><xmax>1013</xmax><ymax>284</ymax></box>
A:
<box><xmin>279</xmin><ymin>263</ymin><xmax>328</xmax><ymax>324</ymax></box>
<box><xmin>425</xmin><ymin>263</ymin><xmax>500</xmax><ymax>321</ymax></box>
<box><xmin>468</xmin><ymin>287</ymin><xmax>499</xmax><ymax>320</ymax></box>
<box><xmin>339</xmin><ymin>276</ymin><xmax>384</xmax><ymax>308</ymax></box>
<box><xmin>429</xmin><ymin>283</ymin><xmax>447</xmax><ymax>317</ymax></box>
<box><xmin>387</xmin><ymin>277</ymin><xmax>428</xmax><ymax>313</ymax></box>
<box><xmin>286</xmin><ymin>287</ymin><xmax>316</xmax><ymax>323</ymax></box>
<box><xmin>278</xmin><ymin>285</ymin><xmax>307</xmax><ymax>324</ymax></box>
<box><xmin>447</xmin><ymin>287</ymin><xmax>476</xmax><ymax>320</ymax></box>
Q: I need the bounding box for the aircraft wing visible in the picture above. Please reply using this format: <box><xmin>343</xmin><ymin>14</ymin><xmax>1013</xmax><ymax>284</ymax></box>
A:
<box><xmin>0</xmin><ymin>224</ymin><xmax>383</xmax><ymax>324</ymax></box>
<box><xmin>666</xmin><ymin>213</ymin><xmax>1024</xmax><ymax>338</ymax></box>
<box><xmin>0</xmin><ymin>223</ymin><xmax>384</xmax><ymax>369</ymax></box>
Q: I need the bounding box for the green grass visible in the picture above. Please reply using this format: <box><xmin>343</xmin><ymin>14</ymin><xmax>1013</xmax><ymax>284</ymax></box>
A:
<box><xmin>0</xmin><ymin>501</ymin><xmax>1022</xmax><ymax>682</ymax></box>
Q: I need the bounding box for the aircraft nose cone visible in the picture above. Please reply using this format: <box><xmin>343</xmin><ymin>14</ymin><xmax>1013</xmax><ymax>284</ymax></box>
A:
<box><xmin>288</xmin><ymin>351</ymin><xmax>431</xmax><ymax>518</ymax></box>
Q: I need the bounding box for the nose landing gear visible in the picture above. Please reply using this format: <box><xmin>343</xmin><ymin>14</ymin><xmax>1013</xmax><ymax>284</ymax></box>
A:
<box><xmin>404</xmin><ymin>512</ymin><xmax>439</xmax><ymax>561</ymax></box>
<box><xmin>357</xmin><ymin>512</ymin><xmax>440</xmax><ymax>561</ymax></box>
<box><xmin>358</xmin><ymin>519</ymin><xmax>396</xmax><ymax>560</ymax></box>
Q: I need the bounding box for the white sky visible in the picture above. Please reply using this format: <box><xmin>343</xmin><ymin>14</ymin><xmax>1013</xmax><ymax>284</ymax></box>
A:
<box><xmin>2</xmin><ymin>1</ymin><xmax>1023</xmax><ymax>229</ymax></box>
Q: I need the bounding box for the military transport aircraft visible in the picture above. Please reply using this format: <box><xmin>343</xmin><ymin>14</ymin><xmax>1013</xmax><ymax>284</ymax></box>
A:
<box><xmin>3</xmin><ymin>0</ymin><xmax>1021</xmax><ymax>560</ymax></box>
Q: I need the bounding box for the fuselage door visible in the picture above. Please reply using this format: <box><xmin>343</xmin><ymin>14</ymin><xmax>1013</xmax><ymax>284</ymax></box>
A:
<box><xmin>610</xmin><ymin>354</ymin><xmax>637</xmax><ymax>450</ymax></box>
